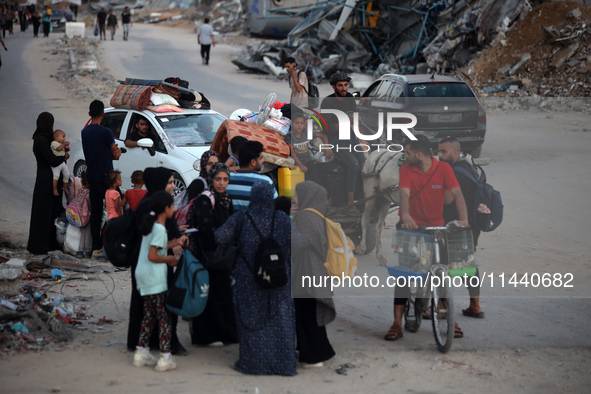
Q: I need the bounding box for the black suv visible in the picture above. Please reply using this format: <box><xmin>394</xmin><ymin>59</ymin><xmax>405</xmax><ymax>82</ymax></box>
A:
<box><xmin>358</xmin><ymin>74</ymin><xmax>486</xmax><ymax>157</ymax></box>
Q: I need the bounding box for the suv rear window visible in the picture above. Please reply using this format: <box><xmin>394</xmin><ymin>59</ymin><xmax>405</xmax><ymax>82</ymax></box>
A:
<box><xmin>409</xmin><ymin>83</ymin><xmax>474</xmax><ymax>98</ymax></box>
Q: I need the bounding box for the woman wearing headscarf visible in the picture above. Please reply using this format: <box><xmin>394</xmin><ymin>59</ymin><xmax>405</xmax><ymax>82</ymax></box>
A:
<box><xmin>187</xmin><ymin>163</ymin><xmax>237</xmax><ymax>346</ymax></box>
<box><xmin>197</xmin><ymin>150</ymin><xmax>219</xmax><ymax>185</ymax></box>
<box><xmin>291</xmin><ymin>181</ymin><xmax>336</xmax><ymax>367</ymax></box>
<box><xmin>127</xmin><ymin>167</ymin><xmax>188</xmax><ymax>355</ymax></box>
<box><xmin>176</xmin><ymin>150</ymin><xmax>219</xmax><ymax>208</ymax></box>
<box><xmin>215</xmin><ymin>181</ymin><xmax>296</xmax><ymax>376</ymax></box>
<box><xmin>27</xmin><ymin>112</ymin><xmax>68</xmax><ymax>255</ymax></box>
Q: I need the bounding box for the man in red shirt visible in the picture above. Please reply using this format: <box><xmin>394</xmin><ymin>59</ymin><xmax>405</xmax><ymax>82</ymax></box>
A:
<box><xmin>384</xmin><ymin>135</ymin><xmax>468</xmax><ymax>342</ymax></box>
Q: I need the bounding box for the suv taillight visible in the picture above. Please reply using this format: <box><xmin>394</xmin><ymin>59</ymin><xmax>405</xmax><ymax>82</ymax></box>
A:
<box><xmin>477</xmin><ymin>103</ymin><xmax>486</xmax><ymax>122</ymax></box>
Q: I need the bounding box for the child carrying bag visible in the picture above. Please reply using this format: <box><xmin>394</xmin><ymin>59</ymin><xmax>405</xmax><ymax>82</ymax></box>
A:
<box><xmin>166</xmin><ymin>249</ymin><xmax>209</xmax><ymax>318</ymax></box>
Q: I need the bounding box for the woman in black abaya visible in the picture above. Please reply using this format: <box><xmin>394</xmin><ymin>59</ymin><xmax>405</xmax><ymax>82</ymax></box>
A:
<box><xmin>187</xmin><ymin>163</ymin><xmax>238</xmax><ymax>346</ymax></box>
<box><xmin>27</xmin><ymin>112</ymin><xmax>67</xmax><ymax>255</ymax></box>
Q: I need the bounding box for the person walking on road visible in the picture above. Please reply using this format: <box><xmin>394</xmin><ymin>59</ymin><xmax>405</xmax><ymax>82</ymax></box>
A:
<box><xmin>31</xmin><ymin>9</ymin><xmax>40</xmax><ymax>37</ymax></box>
<box><xmin>41</xmin><ymin>6</ymin><xmax>51</xmax><ymax>38</ymax></box>
<box><xmin>215</xmin><ymin>180</ymin><xmax>296</xmax><ymax>376</ymax></box>
<box><xmin>384</xmin><ymin>135</ymin><xmax>468</xmax><ymax>342</ymax></box>
<box><xmin>292</xmin><ymin>181</ymin><xmax>336</xmax><ymax>368</ymax></box>
<box><xmin>0</xmin><ymin>34</ymin><xmax>6</xmax><ymax>70</ymax></box>
<box><xmin>107</xmin><ymin>9</ymin><xmax>118</xmax><ymax>41</ymax></box>
<box><xmin>121</xmin><ymin>6</ymin><xmax>132</xmax><ymax>41</ymax></box>
<box><xmin>197</xmin><ymin>17</ymin><xmax>214</xmax><ymax>65</ymax></box>
<box><xmin>438</xmin><ymin>137</ymin><xmax>485</xmax><ymax>319</ymax></box>
<box><xmin>96</xmin><ymin>7</ymin><xmax>107</xmax><ymax>41</ymax></box>
<box><xmin>80</xmin><ymin>100</ymin><xmax>121</xmax><ymax>258</ymax></box>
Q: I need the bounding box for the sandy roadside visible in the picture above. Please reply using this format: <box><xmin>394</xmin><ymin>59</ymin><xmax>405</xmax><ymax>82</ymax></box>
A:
<box><xmin>1</xmin><ymin>24</ymin><xmax>591</xmax><ymax>394</ymax></box>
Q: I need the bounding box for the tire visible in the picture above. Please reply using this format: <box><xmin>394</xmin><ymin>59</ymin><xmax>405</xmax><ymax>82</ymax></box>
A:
<box><xmin>404</xmin><ymin>280</ymin><xmax>423</xmax><ymax>333</ymax></box>
<box><xmin>470</xmin><ymin>145</ymin><xmax>482</xmax><ymax>158</ymax></box>
<box><xmin>171</xmin><ymin>172</ymin><xmax>186</xmax><ymax>198</ymax></box>
<box><xmin>356</xmin><ymin>221</ymin><xmax>377</xmax><ymax>255</ymax></box>
<box><xmin>431</xmin><ymin>269</ymin><xmax>454</xmax><ymax>353</ymax></box>
<box><xmin>73</xmin><ymin>160</ymin><xmax>87</xmax><ymax>178</ymax></box>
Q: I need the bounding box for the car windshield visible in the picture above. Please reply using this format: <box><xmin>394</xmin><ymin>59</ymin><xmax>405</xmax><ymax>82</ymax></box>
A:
<box><xmin>156</xmin><ymin>113</ymin><xmax>225</xmax><ymax>146</ymax></box>
<box><xmin>52</xmin><ymin>10</ymin><xmax>64</xmax><ymax>17</ymax></box>
<box><xmin>409</xmin><ymin>83</ymin><xmax>474</xmax><ymax>98</ymax></box>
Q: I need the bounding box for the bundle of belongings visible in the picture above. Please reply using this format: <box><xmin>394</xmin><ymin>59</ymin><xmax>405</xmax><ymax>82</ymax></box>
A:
<box><xmin>110</xmin><ymin>77</ymin><xmax>212</xmax><ymax>113</ymax></box>
<box><xmin>211</xmin><ymin>119</ymin><xmax>294</xmax><ymax>169</ymax></box>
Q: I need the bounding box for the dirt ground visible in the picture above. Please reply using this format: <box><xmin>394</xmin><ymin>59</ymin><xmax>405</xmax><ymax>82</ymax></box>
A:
<box><xmin>1</xmin><ymin>22</ymin><xmax>591</xmax><ymax>394</ymax></box>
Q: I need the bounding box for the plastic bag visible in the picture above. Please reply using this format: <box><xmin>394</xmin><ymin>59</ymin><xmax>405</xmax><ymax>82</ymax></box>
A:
<box><xmin>94</xmin><ymin>27</ymin><xmax>99</xmax><ymax>36</ymax></box>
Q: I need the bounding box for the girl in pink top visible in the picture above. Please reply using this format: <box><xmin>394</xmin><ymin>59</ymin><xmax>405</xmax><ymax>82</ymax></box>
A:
<box><xmin>105</xmin><ymin>170</ymin><xmax>123</xmax><ymax>221</ymax></box>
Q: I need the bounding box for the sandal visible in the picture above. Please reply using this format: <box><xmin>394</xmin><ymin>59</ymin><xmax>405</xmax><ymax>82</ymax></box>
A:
<box><xmin>454</xmin><ymin>322</ymin><xmax>463</xmax><ymax>339</ymax></box>
<box><xmin>462</xmin><ymin>308</ymin><xmax>485</xmax><ymax>318</ymax></box>
<box><xmin>384</xmin><ymin>324</ymin><xmax>403</xmax><ymax>341</ymax></box>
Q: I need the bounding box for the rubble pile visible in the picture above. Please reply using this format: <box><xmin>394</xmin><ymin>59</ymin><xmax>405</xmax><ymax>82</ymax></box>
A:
<box><xmin>463</xmin><ymin>1</ymin><xmax>591</xmax><ymax>98</ymax></box>
<box><xmin>0</xmin><ymin>253</ymin><xmax>118</xmax><ymax>355</ymax></box>
<box><xmin>230</xmin><ymin>0</ymin><xmax>542</xmax><ymax>84</ymax></box>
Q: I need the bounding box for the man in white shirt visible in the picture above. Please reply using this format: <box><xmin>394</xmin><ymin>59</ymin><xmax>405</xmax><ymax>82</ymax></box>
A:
<box><xmin>197</xmin><ymin>17</ymin><xmax>215</xmax><ymax>65</ymax></box>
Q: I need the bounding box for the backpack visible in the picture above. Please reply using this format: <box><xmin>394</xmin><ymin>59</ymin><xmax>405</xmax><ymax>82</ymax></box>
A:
<box><xmin>297</xmin><ymin>70</ymin><xmax>320</xmax><ymax>108</ymax></box>
<box><xmin>166</xmin><ymin>249</ymin><xmax>209</xmax><ymax>318</ymax></box>
<box><xmin>175</xmin><ymin>190</ymin><xmax>215</xmax><ymax>227</ymax></box>
<box><xmin>103</xmin><ymin>212</ymin><xmax>137</xmax><ymax>267</ymax></box>
<box><xmin>455</xmin><ymin>163</ymin><xmax>503</xmax><ymax>232</ymax></box>
<box><xmin>303</xmin><ymin>208</ymin><xmax>358</xmax><ymax>278</ymax></box>
<box><xmin>65</xmin><ymin>189</ymin><xmax>91</xmax><ymax>228</ymax></box>
<box><xmin>67</xmin><ymin>175</ymin><xmax>83</xmax><ymax>204</ymax></box>
<box><xmin>246</xmin><ymin>211</ymin><xmax>288</xmax><ymax>289</ymax></box>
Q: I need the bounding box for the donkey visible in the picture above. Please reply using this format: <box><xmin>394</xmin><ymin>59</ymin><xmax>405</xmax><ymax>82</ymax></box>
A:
<box><xmin>355</xmin><ymin>150</ymin><xmax>403</xmax><ymax>265</ymax></box>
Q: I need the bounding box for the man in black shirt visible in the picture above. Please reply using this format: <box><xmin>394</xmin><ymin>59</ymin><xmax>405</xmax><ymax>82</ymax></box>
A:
<box><xmin>438</xmin><ymin>137</ymin><xmax>485</xmax><ymax>319</ymax></box>
<box><xmin>320</xmin><ymin>71</ymin><xmax>365</xmax><ymax>214</ymax></box>
<box><xmin>121</xmin><ymin>6</ymin><xmax>131</xmax><ymax>41</ymax></box>
<box><xmin>96</xmin><ymin>7</ymin><xmax>107</xmax><ymax>41</ymax></box>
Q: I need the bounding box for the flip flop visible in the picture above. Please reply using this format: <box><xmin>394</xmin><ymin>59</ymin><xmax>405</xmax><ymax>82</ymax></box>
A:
<box><xmin>462</xmin><ymin>309</ymin><xmax>485</xmax><ymax>319</ymax></box>
<box><xmin>454</xmin><ymin>323</ymin><xmax>464</xmax><ymax>339</ymax></box>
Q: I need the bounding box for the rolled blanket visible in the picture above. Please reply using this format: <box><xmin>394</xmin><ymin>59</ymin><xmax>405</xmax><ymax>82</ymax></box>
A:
<box><xmin>110</xmin><ymin>84</ymin><xmax>152</xmax><ymax>110</ymax></box>
<box><xmin>210</xmin><ymin>119</ymin><xmax>290</xmax><ymax>162</ymax></box>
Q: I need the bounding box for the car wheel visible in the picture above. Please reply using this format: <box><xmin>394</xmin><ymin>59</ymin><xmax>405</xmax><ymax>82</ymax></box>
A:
<box><xmin>470</xmin><ymin>145</ymin><xmax>482</xmax><ymax>159</ymax></box>
<box><xmin>73</xmin><ymin>160</ymin><xmax>87</xmax><ymax>178</ymax></box>
<box><xmin>171</xmin><ymin>172</ymin><xmax>186</xmax><ymax>198</ymax></box>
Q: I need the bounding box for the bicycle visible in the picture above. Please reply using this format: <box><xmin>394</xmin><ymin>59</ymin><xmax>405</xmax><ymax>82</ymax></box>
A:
<box><xmin>389</xmin><ymin>224</ymin><xmax>476</xmax><ymax>353</ymax></box>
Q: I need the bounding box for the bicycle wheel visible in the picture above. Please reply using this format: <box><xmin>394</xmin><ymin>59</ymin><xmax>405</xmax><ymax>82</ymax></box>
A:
<box><xmin>431</xmin><ymin>269</ymin><xmax>454</xmax><ymax>353</ymax></box>
<box><xmin>404</xmin><ymin>289</ymin><xmax>422</xmax><ymax>333</ymax></box>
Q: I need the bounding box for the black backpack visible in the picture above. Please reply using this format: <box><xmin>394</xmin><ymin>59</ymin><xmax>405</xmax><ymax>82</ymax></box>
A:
<box><xmin>103</xmin><ymin>212</ymin><xmax>137</xmax><ymax>267</ymax></box>
<box><xmin>246</xmin><ymin>211</ymin><xmax>288</xmax><ymax>289</ymax></box>
<box><xmin>297</xmin><ymin>70</ymin><xmax>320</xmax><ymax>108</ymax></box>
<box><xmin>455</xmin><ymin>163</ymin><xmax>503</xmax><ymax>232</ymax></box>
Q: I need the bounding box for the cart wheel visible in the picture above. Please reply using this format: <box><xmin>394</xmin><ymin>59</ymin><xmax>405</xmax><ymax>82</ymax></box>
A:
<box><xmin>431</xmin><ymin>269</ymin><xmax>454</xmax><ymax>353</ymax></box>
<box><xmin>364</xmin><ymin>222</ymin><xmax>378</xmax><ymax>255</ymax></box>
<box><xmin>404</xmin><ymin>296</ymin><xmax>422</xmax><ymax>333</ymax></box>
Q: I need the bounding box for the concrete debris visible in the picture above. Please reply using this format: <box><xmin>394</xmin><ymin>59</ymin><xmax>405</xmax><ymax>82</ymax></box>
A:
<box><xmin>462</xmin><ymin>1</ymin><xmax>591</xmax><ymax>99</ymax></box>
<box><xmin>509</xmin><ymin>53</ymin><xmax>531</xmax><ymax>75</ymax></box>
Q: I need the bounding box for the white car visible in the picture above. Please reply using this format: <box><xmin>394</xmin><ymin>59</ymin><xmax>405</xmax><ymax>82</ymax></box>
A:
<box><xmin>69</xmin><ymin>107</ymin><xmax>227</xmax><ymax>195</ymax></box>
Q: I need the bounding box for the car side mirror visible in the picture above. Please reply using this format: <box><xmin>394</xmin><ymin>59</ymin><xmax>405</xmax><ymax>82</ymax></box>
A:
<box><xmin>137</xmin><ymin>138</ymin><xmax>154</xmax><ymax>148</ymax></box>
<box><xmin>351</xmin><ymin>91</ymin><xmax>361</xmax><ymax>97</ymax></box>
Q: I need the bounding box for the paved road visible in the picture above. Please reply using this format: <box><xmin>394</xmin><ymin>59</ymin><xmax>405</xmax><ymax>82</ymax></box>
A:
<box><xmin>2</xmin><ymin>26</ymin><xmax>590</xmax><ymax>354</ymax></box>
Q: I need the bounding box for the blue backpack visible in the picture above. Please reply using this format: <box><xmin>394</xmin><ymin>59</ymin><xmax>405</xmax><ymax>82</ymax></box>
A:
<box><xmin>455</xmin><ymin>164</ymin><xmax>503</xmax><ymax>232</ymax></box>
<box><xmin>166</xmin><ymin>249</ymin><xmax>209</xmax><ymax>318</ymax></box>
